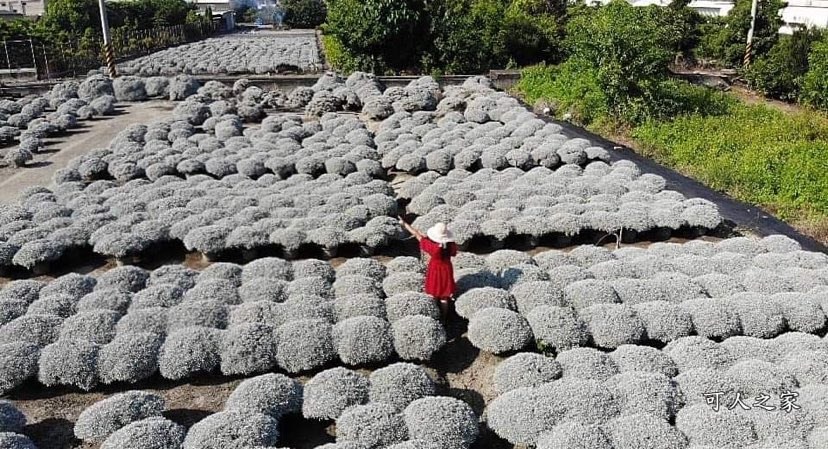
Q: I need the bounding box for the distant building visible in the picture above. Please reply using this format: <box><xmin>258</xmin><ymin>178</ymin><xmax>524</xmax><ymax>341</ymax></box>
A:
<box><xmin>688</xmin><ymin>0</ymin><xmax>735</xmax><ymax>16</ymax></box>
<box><xmin>610</xmin><ymin>0</ymin><xmax>828</xmax><ymax>33</ymax></box>
<box><xmin>191</xmin><ymin>0</ymin><xmax>233</xmax><ymax>13</ymax></box>
<box><xmin>0</xmin><ymin>0</ymin><xmax>46</xmax><ymax>16</ymax></box>
<box><xmin>781</xmin><ymin>0</ymin><xmax>828</xmax><ymax>33</ymax></box>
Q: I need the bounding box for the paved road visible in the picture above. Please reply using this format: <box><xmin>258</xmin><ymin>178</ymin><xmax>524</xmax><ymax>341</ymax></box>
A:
<box><xmin>0</xmin><ymin>100</ymin><xmax>174</xmax><ymax>204</ymax></box>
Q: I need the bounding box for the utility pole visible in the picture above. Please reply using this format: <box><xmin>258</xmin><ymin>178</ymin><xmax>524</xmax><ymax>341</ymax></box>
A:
<box><xmin>744</xmin><ymin>0</ymin><xmax>759</xmax><ymax>67</ymax></box>
<box><xmin>97</xmin><ymin>0</ymin><xmax>117</xmax><ymax>78</ymax></box>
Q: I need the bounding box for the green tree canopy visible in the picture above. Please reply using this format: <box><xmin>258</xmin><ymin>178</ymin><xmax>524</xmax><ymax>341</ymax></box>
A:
<box><xmin>282</xmin><ymin>0</ymin><xmax>326</xmax><ymax>28</ymax></box>
<box><xmin>324</xmin><ymin>0</ymin><xmax>428</xmax><ymax>72</ymax></box>
<box><xmin>701</xmin><ymin>0</ymin><xmax>785</xmax><ymax>66</ymax></box>
<box><xmin>565</xmin><ymin>1</ymin><xmax>679</xmax><ymax>120</ymax></box>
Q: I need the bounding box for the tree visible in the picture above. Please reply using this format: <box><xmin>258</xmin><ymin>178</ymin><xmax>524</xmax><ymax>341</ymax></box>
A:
<box><xmin>282</xmin><ymin>0</ymin><xmax>326</xmax><ymax>28</ymax></box>
<box><xmin>701</xmin><ymin>0</ymin><xmax>785</xmax><ymax>67</ymax></box>
<box><xmin>665</xmin><ymin>0</ymin><xmax>704</xmax><ymax>60</ymax></box>
<box><xmin>746</xmin><ymin>27</ymin><xmax>824</xmax><ymax>101</ymax></box>
<box><xmin>324</xmin><ymin>0</ymin><xmax>428</xmax><ymax>72</ymax></box>
<box><xmin>42</xmin><ymin>0</ymin><xmax>100</xmax><ymax>34</ymax></box>
<box><xmin>500</xmin><ymin>0</ymin><xmax>565</xmax><ymax>67</ymax></box>
<box><xmin>427</xmin><ymin>0</ymin><xmax>508</xmax><ymax>73</ymax></box>
<box><xmin>802</xmin><ymin>34</ymin><xmax>828</xmax><ymax>110</ymax></box>
<box><xmin>565</xmin><ymin>1</ymin><xmax>679</xmax><ymax>121</ymax></box>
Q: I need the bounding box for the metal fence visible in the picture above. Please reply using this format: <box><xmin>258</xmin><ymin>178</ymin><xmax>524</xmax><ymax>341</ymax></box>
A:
<box><xmin>0</xmin><ymin>21</ymin><xmax>217</xmax><ymax>81</ymax></box>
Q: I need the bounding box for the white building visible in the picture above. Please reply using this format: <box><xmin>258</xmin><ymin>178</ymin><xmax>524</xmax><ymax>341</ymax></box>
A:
<box><xmin>1</xmin><ymin>0</ymin><xmax>45</xmax><ymax>16</ymax></box>
<box><xmin>610</xmin><ymin>0</ymin><xmax>828</xmax><ymax>33</ymax></box>
<box><xmin>688</xmin><ymin>0</ymin><xmax>735</xmax><ymax>16</ymax></box>
<box><xmin>780</xmin><ymin>0</ymin><xmax>828</xmax><ymax>33</ymax></box>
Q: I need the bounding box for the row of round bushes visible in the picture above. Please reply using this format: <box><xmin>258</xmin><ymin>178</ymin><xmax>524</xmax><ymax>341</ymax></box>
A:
<box><xmin>1</xmin><ymin>74</ymin><xmax>120</xmax><ymax>170</ymax></box>
<box><xmin>375</xmin><ymin>77</ymin><xmax>610</xmax><ymax>175</ymax></box>
<box><xmin>117</xmin><ymin>32</ymin><xmax>321</xmax><ymax>76</ymax></box>
<box><xmin>457</xmin><ymin>285</ymin><xmax>826</xmax><ymax>353</ymax></box>
<box><xmin>62</xmin><ymin>109</ymin><xmax>381</xmax><ymax>184</ymax></box>
<box><xmin>0</xmin><ymin>258</ymin><xmax>448</xmax><ymax>392</ymax></box>
<box><xmin>485</xmin><ymin>331</ymin><xmax>828</xmax><ymax>449</ymax></box>
<box><xmin>68</xmin><ymin>365</ymin><xmax>477</xmax><ymax>449</ymax></box>
<box><xmin>0</xmin><ymin>165</ymin><xmax>401</xmax><ymax>269</ymax></box>
<box><xmin>401</xmin><ymin>163</ymin><xmax>723</xmax><ymax>245</ymax></box>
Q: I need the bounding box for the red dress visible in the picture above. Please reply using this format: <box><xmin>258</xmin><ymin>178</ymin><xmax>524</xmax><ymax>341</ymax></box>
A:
<box><xmin>420</xmin><ymin>238</ymin><xmax>457</xmax><ymax>298</ymax></box>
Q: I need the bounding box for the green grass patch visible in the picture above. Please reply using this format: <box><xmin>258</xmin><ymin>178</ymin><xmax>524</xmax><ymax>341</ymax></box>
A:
<box><xmin>633</xmin><ymin>103</ymin><xmax>828</xmax><ymax>222</ymax></box>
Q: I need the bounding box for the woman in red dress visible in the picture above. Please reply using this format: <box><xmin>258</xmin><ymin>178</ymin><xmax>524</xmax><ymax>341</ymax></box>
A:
<box><xmin>399</xmin><ymin>219</ymin><xmax>458</xmax><ymax>320</ymax></box>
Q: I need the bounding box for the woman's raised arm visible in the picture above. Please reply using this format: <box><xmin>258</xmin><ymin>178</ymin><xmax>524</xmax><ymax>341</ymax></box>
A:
<box><xmin>399</xmin><ymin>216</ymin><xmax>424</xmax><ymax>241</ymax></box>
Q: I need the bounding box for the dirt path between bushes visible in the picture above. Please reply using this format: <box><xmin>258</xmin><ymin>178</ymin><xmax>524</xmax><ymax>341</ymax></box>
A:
<box><xmin>0</xmin><ymin>101</ymin><xmax>175</xmax><ymax>204</ymax></box>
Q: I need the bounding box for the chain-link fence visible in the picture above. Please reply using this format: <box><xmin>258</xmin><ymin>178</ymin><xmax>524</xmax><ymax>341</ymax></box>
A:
<box><xmin>0</xmin><ymin>21</ymin><xmax>217</xmax><ymax>81</ymax></box>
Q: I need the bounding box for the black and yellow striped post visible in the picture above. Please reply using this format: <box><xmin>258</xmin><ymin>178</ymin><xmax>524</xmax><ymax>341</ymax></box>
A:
<box><xmin>97</xmin><ymin>0</ymin><xmax>118</xmax><ymax>78</ymax></box>
<box><xmin>103</xmin><ymin>42</ymin><xmax>116</xmax><ymax>78</ymax></box>
<box><xmin>744</xmin><ymin>0</ymin><xmax>759</xmax><ymax>68</ymax></box>
<box><xmin>744</xmin><ymin>40</ymin><xmax>753</xmax><ymax>68</ymax></box>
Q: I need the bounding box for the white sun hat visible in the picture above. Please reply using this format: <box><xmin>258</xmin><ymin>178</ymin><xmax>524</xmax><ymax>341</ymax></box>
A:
<box><xmin>426</xmin><ymin>222</ymin><xmax>455</xmax><ymax>244</ymax></box>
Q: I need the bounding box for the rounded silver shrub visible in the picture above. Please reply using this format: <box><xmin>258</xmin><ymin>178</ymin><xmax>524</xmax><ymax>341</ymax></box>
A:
<box><xmin>333</xmin><ymin>316</ymin><xmax>394</xmax><ymax>366</ymax></box>
<box><xmin>276</xmin><ymin>318</ymin><xmax>335</xmax><ymax>373</ymax></box>
<box><xmin>609</xmin><ymin>344</ymin><xmax>678</xmax><ymax>378</ymax></box>
<box><xmin>467</xmin><ymin>307</ymin><xmax>532</xmax><ymax>354</ymax></box>
<box><xmin>383</xmin><ymin>272</ymin><xmax>424</xmax><ymax>297</ymax></box>
<box><xmin>115</xmin><ymin>308</ymin><xmax>169</xmax><ymax>336</ymax></box>
<box><xmin>38</xmin><ymin>338</ymin><xmax>100</xmax><ymax>390</ymax></box>
<box><xmin>605</xmin><ymin>372</ymin><xmax>680</xmax><ymax>420</ymax></box>
<box><xmin>238</xmin><ymin>278</ymin><xmax>288</xmax><ymax>304</ymax></box>
<box><xmin>183</xmin><ymin>279</ymin><xmax>240</xmax><ymax>305</ymax></box>
<box><xmin>556</xmin><ymin>347</ymin><xmax>619</xmax><ymax>381</ymax></box>
<box><xmin>578</xmin><ymin>303</ymin><xmax>645</xmax><ymax>349</ymax></box>
<box><xmin>96</xmin><ymin>266</ymin><xmax>150</xmax><ymax>293</ymax></box>
<box><xmin>303</xmin><ymin>367</ymin><xmax>370</xmax><ymax>421</ymax></box>
<box><xmin>630</xmin><ymin>300</ymin><xmax>693</xmax><ymax>343</ymax></box>
<box><xmin>334</xmin><ymin>294</ymin><xmax>386</xmax><ymax>322</ymax></box>
<box><xmin>663</xmin><ymin>336</ymin><xmax>735</xmax><ymax>371</ymax></box>
<box><xmin>182</xmin><ymin>410</ymin><xmax>280</xmax><ymax>449</ymax></box>
<box><xmin>392</xmin><ymin>315</ymin><xmax>446</xmax><ymax>361</ymax></box>
<box><xmin>564</xmin><ymin>279</ymin><xmax>620</xmax><ymax>310</ymax></box>
<box><xmin>59</xmin><ymin>310</ymin><xmax>119</xmax><ymax>344</ymax></box>
<box><xmin>493</xmin><ymin>352</ymin><xmax>562</xmax><ymax>394</ymax></box>
<box><xmin>403</xmin><ymin>396</ymin><xmax>478</xmax><ymax>449</ymax></box>
<box><xmin>455</xmin><ymin>287</ymin><xmax>516</xmax><ymax>320</ymax></box>
<box><xmin>336</xmin><ymin>402</ymin><xmax>408</xmax><ymax>448</ymax></box>
<box><xmin>537</xmin><ymin>377</ymin><xmax>620</xmax><ymax>425</ymax></box>
<box><xmin>487</xmin><ymin>385</ymin><xmax>563</xmax><ymax>445</ymax></box>
<box><xmin>675</xmin><ymin>404</ymin><xmax>757</xmax><ymax>448</ymax></box>
<box><xmin>158</xmin><ymin>326</ymin><xmax>222</xmax><ymax>380</ymax></box>
<box><xmin>0</xmin><ymin>342</ymin><xmax>39</xmax><ymax>394</ymax></box>
<box><xmin>225</xmin><ymin>373</ymin><xmax>302</xmax><ymax>418</ymax></box>
<box><xmin>369</xmin><ymin>363</ymin><xmax>436</xmax><ymax>412</ymax></box>
<box><xmin>242</xmin><ymin>257</ymin><xmax>293</xmax><ymax>282</ymax></box>
<box><xmin>167</xmin><ymin>300</ymin><xmax>228</xmax><ymax>331</ymax></box>
<box><xmin>219</xmin><ymin>323</ymin><xmax>278</xmax><ymax>376</ymax></box>
<box><xmin>510</xmin><ymin>281</ymin><xmax>565</xmax><ymax>315</ymax></box>
<box><xmin>679</xmin><ymin>298</ymin><xmax>742</xmax><ymax>339</ymax></box>
<box><xmin>293</xmin><ymin>259</ymin><xmax>336</xmax><ymax>282</ymax></box>
<box><xmin>604</xmin><ymin>413</ymin><xmax>688</xmax><ymax>449</ymax></box>
<box><xmin>77</xmin><ymin>289</ymin><xmax>132</xmax><ymax>315</ymax></box>
<box><xmin>526</xmin><ymin>305</ymin><xmax>588</xmax><ymax>353</ymax></box>
<box><xmin>536</xmin><ymin>422</ymin><xmax>613</xmax><ymax>449</ymax></box>
<box><xmin>100</xmin><ymin>417</ymin><xmax>186</xmax><ymax>449</ymax></box>
<box><xmin>74</xmin><ymin>391</ymin><xmax>165</xmax><ymax>442</ymax></box>
<box><xmin>98</xmin><ymin>332</ymin><xmax>163</xmax><ymax>384</ymax></box>
<box><xmin>384</xmin><ymin>292</ymin><xmax>439</xmax><ymax>322</ymax></box>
